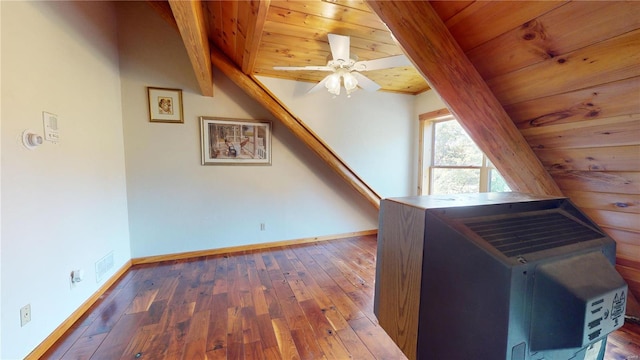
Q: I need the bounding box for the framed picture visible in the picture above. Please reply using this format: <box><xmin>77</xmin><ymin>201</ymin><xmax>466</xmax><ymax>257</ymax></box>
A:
<box><xmin>200</xmin><ymin>117</ymin><xmax>272</xmax><ymax>165</ymax></box>
<box><xmin>148</xmin><ymin>87</ymin><xmax>183</xmax><ymax>123</ymax></box>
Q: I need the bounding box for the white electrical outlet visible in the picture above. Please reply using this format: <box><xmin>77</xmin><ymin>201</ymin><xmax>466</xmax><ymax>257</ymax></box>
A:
<box><xmin>20</xmin><ymin>304</ymin><xmax>31</xmax><ymax>327</ymax></box>
<box><xmin>70</xmin><ymin>269</ymin><xmax>84</xmax><ymax>288</ymax></box>
<box><xmin>260</xmin><ymin>223</ymin><xmax>266</xmax><ymax>231</ymax></box>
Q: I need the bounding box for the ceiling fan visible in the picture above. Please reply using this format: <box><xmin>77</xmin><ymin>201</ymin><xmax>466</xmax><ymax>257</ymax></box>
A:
<box><xmin>273</xmin><ymin>34</ymin><xmax>412</xmax><ymax>97</ymax></box>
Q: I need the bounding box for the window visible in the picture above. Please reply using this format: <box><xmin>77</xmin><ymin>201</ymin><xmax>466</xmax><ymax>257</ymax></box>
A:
<box><xmin>419</xmin><ymin>110</ymin><xmax>511</xmax><ymax>195</ymax></box>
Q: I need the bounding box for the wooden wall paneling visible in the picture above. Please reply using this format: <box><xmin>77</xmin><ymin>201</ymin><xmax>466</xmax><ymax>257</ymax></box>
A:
<box><xmin>564</xmin><ymin>190</ymin><xmax>640</xmax><ymax>214</ymax></box>
<box><xmin>617</xmin><ymin>241</ymin><xmax>640</xmax><ymax>265</ymax></box>
<box><xmin>488</xmin><ymin>29</ymin><xmax>640</xmax><ymax>106</ymax></box>
<box><xmin>605</xmin><ymin>227</ymin><xmax>640</xmax><ymax>248</ymax></box>
<box><xmin>583</xmin><ymin>208</ymin><xmax>640</xmax><ymax>233</ymax></box>
<box><xmin>522</xmin><ymin>114</ymin><xmax>640</xmax><ymax>150</ymax></box>
<box><xmin>551</xmin><ymin>171</ymin><xmax>640</xmax><ymax>195</ymax></box>
<box><xmin>607</xmin><ymin>230</ymin><xmax>640</xmax><ymax>272</ymax></box>
<box><xmin>616</xmin><ymin>265</ymin><xmax>640</xmax><ymax>300</ymax></box>
<box><xmin>367</xmin><ymin>0</ymin><xmax>562</xmax><ymax>196</ymax></box>
<box><xmin>536</xmin><ymin>145</ymin><xmax>640</xmax><ymax>172</ymax></box>
<box><xmin>505</xmin><ymin>77</ymin><xmax>640</xmax><ymax>130</ymax></box>
<box><xmin>443</xmin><ymin>1</ymin><xmax>565</xmax><ymax>51</ymax></box>
<box><xmin>467</xmin><ymin>1</ymin><xmax>640</xmax><ymax>79</ymax></box>
<box><xmin>615</xmin><ymin>240</ymin><xmax>640</xmax><ymax>268</ymax></box>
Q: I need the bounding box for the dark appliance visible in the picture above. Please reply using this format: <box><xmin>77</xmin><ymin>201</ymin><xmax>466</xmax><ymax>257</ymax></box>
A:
<box><xmin>374</xmin><ymin>193</ymin><xmax>627</xmax><ymax>360</ymax></box>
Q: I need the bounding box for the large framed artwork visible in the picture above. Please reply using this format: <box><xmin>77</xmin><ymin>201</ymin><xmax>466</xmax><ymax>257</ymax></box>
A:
<box><xmin>200</xmin><ymin>117</ymin><xmax>272</xmax><ymax>165</ymax></box>
<box><xmin>148</xmin><ymin>87</ymin><xmax>183</xmax><ymax>123</ymax></box>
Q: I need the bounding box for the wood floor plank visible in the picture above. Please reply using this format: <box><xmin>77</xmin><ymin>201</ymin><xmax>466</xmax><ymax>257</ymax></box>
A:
<box><xmin>268</xmin><ymin>269</ymin><xmax>309</xmax><ymax>331</ymax></box>
<box><xmin>320</xmin><ymin>285</ymin><xmax>366</xmax><ymax>323</ymax></box>
<box><xmin>255</xmin><ymin>313</ymin><xmax>280</xmax><ymax>352</ymax></box>
<box><xmin>118</xmin><ymin>327</ymin><xmax>152</xmax><ymax>360</ymax></box>
<box><xmin>290</xmin><ymin>327</ymin><xmax>325</xmax><ymax>360</ymax></box>
<box><xmin>349</xmin><ymin>316</ymin><xmax>408</xmax><ymax>360</ymax></box>
<box><xmin>42</xmin><ymin>235</ymin><xmax>640</xmax><ymax>360</ymax></box>
<box><xmin>336</xmin><ymin>326</ymin><xmax>376</xmax><ymax>360</ymax></box>
<box><xmin>212</xmin><ymin>255</ymin><xmax>229</xmax><ymax>295</ymax></box>
<box><xmin>59</xmin><ymin>333</ymin><xmax>107</xmax><ymax>360</ymax></box>
<box><xmin>243</xmin><ymin>340</ymin><xmax>266</xmax><ymax>360</ymax></box>
<box><xmin>89</xmin><ymin>313</ymin><xmax>145</xmax><ymax>359</ymax></box>
<box><xmin>164</xmin><ymin>319</ymin><xmax>192</xmax><ymax>359</ymax></box>
<box><xmin>241</xmin><ymin>306</ymin><xmax>262</xmax><ymax>345</ymax></box>
<box><xmin>227</xmin><ymin>306</ymin><xmax>244</xmax><ymax>359</ymax></box>
<box><xmin>206</xmin><ymin>293</ymin><xmax>229</xmax><ymax>354</ymax></box>
<box><xmin>271</xmin><ymin>317</ymin><xmax>301</xmax><ymax>360</ymax></box>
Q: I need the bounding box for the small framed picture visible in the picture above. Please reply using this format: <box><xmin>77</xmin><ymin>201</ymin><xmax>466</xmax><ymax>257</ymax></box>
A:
<box><xmin>147</xmin><ymin>87</ymin><xmax>183</xmax><ymax>123</ymax></box>
<box><xmin>200</xmin><ymin>117</ymin><xmax>272</xmax><ymax>165</ymax></box>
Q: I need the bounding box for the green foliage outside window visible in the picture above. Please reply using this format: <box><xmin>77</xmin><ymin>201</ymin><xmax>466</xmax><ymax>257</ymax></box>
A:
<box><xmin>429</xmin><ymin>120</ymin><xmax>511</xmax><ymax>194</ymax></box>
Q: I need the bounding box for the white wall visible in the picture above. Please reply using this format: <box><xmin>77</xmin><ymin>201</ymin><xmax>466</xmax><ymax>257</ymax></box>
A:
<box><xmin>257</xmin><ymin>76</ymin><xmax>417</xmax><ymax>198</ymax></box>
<box><xmin>415</xmin><ymin>89</ymin><xmax>447</xmax><ymax>116</ymax></box>
<box><xmin>1</xmin><ymin>2</ymin><xmax>131</xmax><ymax>359</ymax></box>
<box><xmin>0</xmin><ymin>2</ymin><xmax>438</xmax><ymax>357</ymax></box>
<box><xmin>118</xmin><ymin>2</ymin><xmax>378</xmax><ymax>258</ymax></box>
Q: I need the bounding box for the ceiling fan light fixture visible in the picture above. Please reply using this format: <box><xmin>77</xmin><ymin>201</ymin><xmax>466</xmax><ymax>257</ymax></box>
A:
<box><xmin>342</xmin><ymin>71</ymin><xmax>358</xmax><ymax>95</ymax></box>
<box><xmin>326</xmin><ymin>73</ymin><xmax>341</xmax><ymax>96</ymax></box>
<box><xmin>274</xmin><ymin>34</ymin><xmax>404</xmax><ymax>97</ymax></box>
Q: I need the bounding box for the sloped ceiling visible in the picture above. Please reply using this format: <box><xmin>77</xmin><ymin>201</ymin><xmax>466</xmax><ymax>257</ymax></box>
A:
<box><xmin>151</xmin><ymin>1</ymin><xmax>640</xmax><ymax>301</ymax></box>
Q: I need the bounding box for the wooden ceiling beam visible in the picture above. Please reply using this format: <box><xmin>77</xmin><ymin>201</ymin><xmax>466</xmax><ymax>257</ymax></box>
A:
<box><xmin>168</xmin><ymin>0</ymin><xmax>214</xmax><ymax>97</ymax></box>
<box><xmin>242</xmin><ymin>0</ymin><xmax>270</xmax><ymax>74</ymax></box>
<box><xmin>210</xmin><ymin>45</ymin><xmax>382</xmax><ymax>209</ymax></box>
<box><xmin>367</xmin><ymin>1</ymin><xmax>562</xmax><ymax>196</ymax></box>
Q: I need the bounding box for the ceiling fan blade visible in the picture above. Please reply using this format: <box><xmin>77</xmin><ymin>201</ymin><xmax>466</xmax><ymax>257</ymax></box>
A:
<box><xmin>328</xmin><ymin>34</ymin><xmax>350</xmax><ymax>63</ymax></box>
<box><xmin>353</xmin><ymin>54</ymin><xmax>412</xmax><ymax>71</ymax></box>
<box><xmin>273</xmin><ymin>65</ymin><xmax>334</xmax><ymax>71</ymax></box>
<box><xmin>307</xmin><ymin>75</ymin><xmax>332</xmax><ymax>94</ymax></box>
<box><xmin>352</xmin><ymin>72</ymin><xmax>381</xmax><ymax>92</ymax></box>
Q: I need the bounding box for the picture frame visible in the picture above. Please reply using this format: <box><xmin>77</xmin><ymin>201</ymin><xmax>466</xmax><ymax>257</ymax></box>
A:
<box><xmin>147</xmin><ymin>87</ymin><xmax>183</xmax><ymax>123</ymax></box>
<box><xmin>200</xmin><ymin>117</ymin><xmax>272</xmax><ymax>165</ymax></box>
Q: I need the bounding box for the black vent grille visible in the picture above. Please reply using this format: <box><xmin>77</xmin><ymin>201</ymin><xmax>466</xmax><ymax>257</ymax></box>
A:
<box><xmin>465</xmin><ymin>212</ymin><xmax>603</xmax><ymax>258</ymax></box>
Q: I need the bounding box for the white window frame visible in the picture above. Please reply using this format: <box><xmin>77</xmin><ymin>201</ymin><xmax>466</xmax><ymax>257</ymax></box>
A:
<box><xmin>418</xmin><ymin>109</ymin><xmax>503</xmax><ymax>195</ymax></box>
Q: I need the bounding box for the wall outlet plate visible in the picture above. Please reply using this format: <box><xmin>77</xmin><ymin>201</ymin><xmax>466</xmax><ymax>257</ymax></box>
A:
<box><xmin>20</xmin><ymin>304</ymin><xmax>31</xmax><ymax>327</ymax></box>
<box><xmin>43</xmin><ymin>111</ymin><xmax>59</xmax><ymax>143</ymax></box>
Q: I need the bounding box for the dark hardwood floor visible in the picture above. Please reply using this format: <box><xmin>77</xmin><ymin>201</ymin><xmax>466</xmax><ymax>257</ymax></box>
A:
<box><xmin>42</xmin><ymin>235</ymin><xmax>640</xmax><ymax>359</ymax></box>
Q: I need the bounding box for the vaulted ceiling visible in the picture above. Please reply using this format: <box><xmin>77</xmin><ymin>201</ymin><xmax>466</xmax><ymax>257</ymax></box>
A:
<box><xmin>151</xmin><ymin>1</ymin><xmax>640</xmax><ymax>302</ymax></box>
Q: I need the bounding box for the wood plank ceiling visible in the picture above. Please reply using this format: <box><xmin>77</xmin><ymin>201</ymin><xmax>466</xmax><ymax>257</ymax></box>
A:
<box><xmin>204</xmin><ymin>0</ymin><xmax>429</xmax><ymax>94</ymax></box>
<box><xmin>155</xmin><ymin>1</ymin><xmax>640</xmax><ymax>300</ymax></box>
